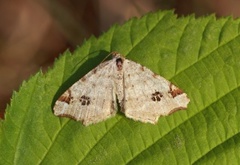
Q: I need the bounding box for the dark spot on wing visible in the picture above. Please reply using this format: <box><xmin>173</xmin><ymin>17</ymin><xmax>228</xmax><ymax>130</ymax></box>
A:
<box><xmin>151</xmin><ymin>91</ymin><xmax>163</xmax><ymax>102</ymax></box>
<box><xmin>58</xmin><ymin>90</ymin><xmax>73</xmax><ymax>104</ymax></box>
<box><xmin>168</xmin><ymin>83</ymin><xmax>183</xmax><ymax>98</ymax></box>
<box><xmin>152</xmin><ymin>73</ymin><xmax>157</xmax><ymax>78</ymax></box>
<box><xmin>81</xmin><ymin>76</ymin><xmax>86</xmax><ymax>82</ymax></box>
<box><xmin>169</xmin><ymin>107</ymin><xmax>186</xmax><ymax>114</ymax></box>
<box><xmin>58</xmin><ymin>114</ymin><xmax>78</xmax><ymax>121</ymax></box>
<box><xmin>80</xmin><ymin>95</ymin><xmax>91</xmax><ymax>106</ymax></box>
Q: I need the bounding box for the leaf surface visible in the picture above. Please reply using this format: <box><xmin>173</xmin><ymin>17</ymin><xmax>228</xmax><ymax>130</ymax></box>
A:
<box><xmin>1</xmin><ymin>11</ymin><xmax>240</xmax><ymax>165</ymax></box>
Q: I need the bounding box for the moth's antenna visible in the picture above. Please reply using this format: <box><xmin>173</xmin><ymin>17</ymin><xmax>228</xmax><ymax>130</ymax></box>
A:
<box><xmin>101</xmin><ymin>51</ymin><xmax>113</xmax><ymax>62</ymax></box>
<box><xmin>100</xmin><ymin>51</ymin><xmax>122</xmax><ymax>63</ymax></box>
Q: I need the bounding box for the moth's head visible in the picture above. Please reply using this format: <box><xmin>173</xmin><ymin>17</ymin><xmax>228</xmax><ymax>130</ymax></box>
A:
<box><xmin>111</xmin><ymin>52</ymin><xmax>124</xmax><ymax>71</ymax></box>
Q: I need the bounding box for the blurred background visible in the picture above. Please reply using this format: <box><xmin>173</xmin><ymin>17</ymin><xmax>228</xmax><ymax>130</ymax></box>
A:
<box><xmin>1</xmin><ymin>0</ymin><xmax>240</xmax><ymax>118</ymax></box>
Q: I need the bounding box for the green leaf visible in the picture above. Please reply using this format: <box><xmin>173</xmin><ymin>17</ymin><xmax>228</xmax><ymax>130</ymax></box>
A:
<box><xmin>1</xmin><ymin>10</ymin><xmax>240</xmax><ymax>164</ymax></box>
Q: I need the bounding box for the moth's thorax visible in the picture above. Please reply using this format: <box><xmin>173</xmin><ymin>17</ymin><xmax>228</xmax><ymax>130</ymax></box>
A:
<box><xmin>111</xmin><ymin>53</ymin><xmax>125</xmax><ymax>105</ymax></box>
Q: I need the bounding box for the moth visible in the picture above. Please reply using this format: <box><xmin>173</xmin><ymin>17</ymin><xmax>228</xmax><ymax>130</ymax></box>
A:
<box><xmin>54</xmin><ymin>52</ymin><xmax>190</xmax><ymax>126</ymax></box>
